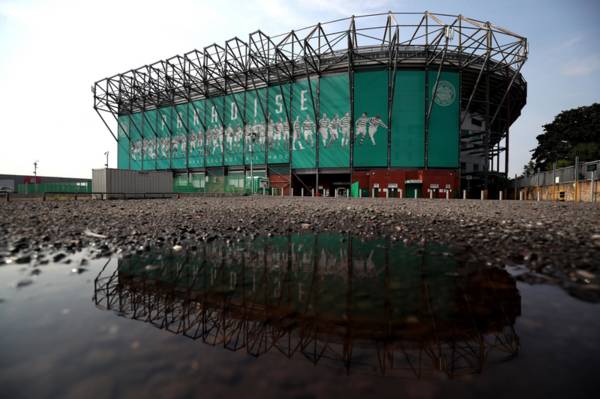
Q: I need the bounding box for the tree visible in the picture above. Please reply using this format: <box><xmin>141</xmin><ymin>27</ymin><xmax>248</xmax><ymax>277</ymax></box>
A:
<box><xmin>522</xmin><ymin>160</ymin><xmax>535</xmax><ymax>176</ymax></box>
<box><xmin>529</xmin><ymin>103</ymin><xmax>600</xmax><ymax>170</ymax></box>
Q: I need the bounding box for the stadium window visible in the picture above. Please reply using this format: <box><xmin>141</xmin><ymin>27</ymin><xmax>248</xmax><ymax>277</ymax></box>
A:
<box><xmin>471</xmin><ymin>118</ymin><xmax>483</xmax><ymax>127</ymax></box>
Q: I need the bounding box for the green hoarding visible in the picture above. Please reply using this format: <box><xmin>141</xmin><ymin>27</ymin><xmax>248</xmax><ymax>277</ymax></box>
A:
<box><xmin>172</xmin><ymin>104</ymin><xmax>188</xmax><ymax>169</ymax></box>
<box><xmin>427</xmin><ymin>71</ymin><xmax>459</xmax><ymax>168</ymax></box>
<box><xmin>129</xmin><ymin>112</ymin><xmax>143</xmax><ymax>171</ymax></box>
<box><xmin>353</xmin><ymin>70</ymin><xmax>389</xmax><ymax>167</ymax></box>
<box><xmin>157</xmin><ymin>107</ymin><xmax>171</xmax><ymax>170</ymax></box>
<box><xmin>267</xmin><ymin>84</ymin><xmax>291</xmax><ymax>164</ymax></box>
<box><xmin>142</xmin><ymin>109</ymin><xmax>157</xmax><ymax>170</ymax></box>
<box><xmin>291</xmin><ymin>78</ymin><xmax>317</xmax><ymax>168</ymax></box>
<box><xmin>224</xmin><ymin>93</ymin><xmax>244</xmax><ymax>166</ymax></box>
<box><xmin>319</xmin><ymin>74</ymin><xmax>350</xmax><ymax>168</ymax></box>
<box><xmin>117</xmin><ymin>69</ymin><xmax>459</xmax><ymax>173</ymax></box>
<box><xmin>244</xmin><ymin>88</ymin><xmax>267</xmax><ymax>165</ymax></box>
<box><xmin>206</xmin><ymin>97</ymin><xmax>224</xmax><ymax>167</ymax></box>
<box><xmin>117</xmin><ymin>115</ymin><xmax>130</xmax><ymax>170</ymax></box>
<box><xmin>391</xmin><ymin>71</ymin><xmax>425</xmax><ymax>167</ymax></box>
<box><xmin>188</xmin><ymin>100</ymin><xmax>205</xmax><ymax>168</ymax></box>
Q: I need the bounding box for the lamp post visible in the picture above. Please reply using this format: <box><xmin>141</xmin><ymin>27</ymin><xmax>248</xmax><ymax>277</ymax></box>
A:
<box><xmin>104</xmin><ymin>151</ymin><xmax>109</xmax><ymax>168</ymax></box>
<box><xmin>33</xmin><ymin>160</ymin><xmax>38</xmax><ymax>177</ymax></box>
<box><xmin>250</xmin><ymin>132</ymin><xmax>256</xmax><ymax>194</ymax></box>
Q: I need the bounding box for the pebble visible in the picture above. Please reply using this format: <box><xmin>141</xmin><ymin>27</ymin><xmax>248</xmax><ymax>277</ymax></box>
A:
<box><xmin>0</xmin><ymin>197</ymin><xmax>598</xmax><ymax>301</ymax></box>
<box><xmin>53</xmin><ymin>253</ymin><xmax>66</xmax><ymax>262</ymax></box>
<box><xmin>15</xmin><ymin>278</ymin><xmax>33</xmax><ymax>288</ymax></box>
<box><xmin>15</xmin><ymin>255</ymin><xmax>31</xmax><ymax>264</ymax></box>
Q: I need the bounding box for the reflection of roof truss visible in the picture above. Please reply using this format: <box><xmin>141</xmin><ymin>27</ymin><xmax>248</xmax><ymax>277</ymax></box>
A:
<box><xmin>93</xmin><ymin>249</ymin><xmax>520</xmax><ymax>379</ymax></box>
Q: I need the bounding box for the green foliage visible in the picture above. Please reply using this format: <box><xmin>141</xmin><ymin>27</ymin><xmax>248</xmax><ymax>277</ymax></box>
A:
<box><xmin>531</xmin><ymin>103</ymin><xmax>600</xmax><ymax>170</ymax></box>
<box><xmin>522</xmin><ymin>160</ymin><xmax>535</xmax><ymax>176</ymax></box>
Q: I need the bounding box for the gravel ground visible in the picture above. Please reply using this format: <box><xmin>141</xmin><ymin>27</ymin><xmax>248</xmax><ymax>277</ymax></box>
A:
<box><xmin>1</xmin><ymin>196</ymin><xmax>599</xmax><ymax>300</ymax></box>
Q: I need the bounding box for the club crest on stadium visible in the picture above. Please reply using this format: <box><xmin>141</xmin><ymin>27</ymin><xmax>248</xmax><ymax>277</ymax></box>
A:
<box><xmin>434</xmin><ymin>80</ymin><xmax>456</xmax><ymax>107</ymax></box>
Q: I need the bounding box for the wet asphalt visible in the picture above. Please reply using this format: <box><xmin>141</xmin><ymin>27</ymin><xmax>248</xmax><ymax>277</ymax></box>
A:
<box><xmin>1</xmin><ymin>196</ymin><xmax>599</xmax><ymax>301</ymax></box>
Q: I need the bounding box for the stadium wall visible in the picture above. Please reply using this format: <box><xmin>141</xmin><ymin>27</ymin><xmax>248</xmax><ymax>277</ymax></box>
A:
<box><xmin>116</xmin><ymin>69</ymin><xmax>460</xmax><ymax>173</ymax></box>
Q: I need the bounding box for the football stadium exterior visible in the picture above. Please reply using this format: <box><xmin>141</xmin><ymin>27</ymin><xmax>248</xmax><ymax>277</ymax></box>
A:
<box><xmin>93</xmin><ymin>12</ymin><xmax>527</xmax><ymax>197</ymax></box>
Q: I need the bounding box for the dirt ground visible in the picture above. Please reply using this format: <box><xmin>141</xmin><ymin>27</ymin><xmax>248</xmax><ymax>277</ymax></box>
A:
<box><xmin>1</xmin><ymin>196</ymin><xmax>599</xmax><ymax>300</ymax></box>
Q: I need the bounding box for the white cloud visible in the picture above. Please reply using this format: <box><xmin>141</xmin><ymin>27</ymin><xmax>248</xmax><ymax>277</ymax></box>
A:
<box><xmin>561</xmin><ymin>54</ymin><xmax>600</xmax><ymax>77</ymax></box>
<box><xmin>0</xmin><ymin>0</ymin><xmax>349</xmax><ymax>177</ymax></box>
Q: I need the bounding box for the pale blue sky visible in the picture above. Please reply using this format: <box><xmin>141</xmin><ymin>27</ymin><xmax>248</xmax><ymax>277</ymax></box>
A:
<box><xmin>0</xmin><ymin>0</ymin><xmax>598</xmax><ymax>178</ymax></box>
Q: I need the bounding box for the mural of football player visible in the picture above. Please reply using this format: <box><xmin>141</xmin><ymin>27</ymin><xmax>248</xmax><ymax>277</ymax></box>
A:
<box><xmin>169</xmin><ymin>137</ymin><xmax>175</xmax><ymax>158</ymax></box>
<box><xmin>292</xmin><ymin>116</ymin><xmax>303</xmax><ymax>150</ymax></box>
<box><xmin>340</xmin><ymin>112</ymin><xmax>351</xmax><ymax>148</ymax></box>
<box><xmin>205</xmin><ymin>128</ymin><xmax>213</xmax><ymax>154</ymax></box>
<box><xmin>367</xmin><ymin>115</ymin><xmax>387</xmax><ymax>146</ymax></box>
<box><xmin>328</xmin><ymin>113</ymin><xmax>340</xmax><ymax>147</ymax></box>
<box><xmin>225</xmin><ymin>126</ymin><xmax>234</xmax><ymax>153</ymax></box>
<box><xmin>157</xmin><ymin>138</ymin><xmax>165</xmax><ymax>158</ymax></box>
<box><xmin>166</xmin><ymin>137</ymin><xmax>173</xmax><ymax>158</ymax></box>
<box><xmin>216</xmin><ymin>126</ymin><xmax>224</xmax><ymax>155</ymax></box>
<box><xmin>189</xmin><ymin>132</ymin><xmax>198</xmax><ymax>155</ymax></box>
<box><xmin>318</xmin><ymin>113</ymin><xmax>330</xmax><ymax>147</ymax></box>
<box><xmin>355</xmin><ymin>112</ymin><xmax>369</xmax><ymax>144</ymax></box>
<box><xmin>244</xmin><ymin>124</ymin><xmax>252</xmax><ymax>148</ymax></box>
<box><xmin>258</xmin><ymin>123</ymin><xmax>266</xmax><ymax>150</ymax></box>
<box><xmin>302</xmin><ymin>115</ymin><xmax>315</xmax><ymax>148</ymax></box>
<box><xmin>198</xmin><ymin>128</ymin><xmax>204</xmax><ymax>150</ymax></box>
<box><xmin>267</xmin><ymin>119</ymin><xmax>274</xmax><ymax>150</ymax></box>
<box><xmin>274</xmin><ymin>118</ymin><xmax>283</xmax><ymax>147</ymax></box>
<box><xmin>283</xmin><ymin>119</ymin><xmax>290</xmax><ymax>149</ymax></box>
<box><xmin>235</xmin><ymin>126</ymin><xmax>244</xmax><ymax>154</ymax></box>
<box><xmin>142</xmin><ymin>139</ymin><xmax>148</xmax><ymax>160</ymax></box>
<box><xmin>130</xmin><ymin>141</ymin><xmax>138</xmax><ymax>161</ymax></box>
<box><xmin>180</xmin><ymin>135</ymin><xmax>187</xmax><ymax>157</ymax></box>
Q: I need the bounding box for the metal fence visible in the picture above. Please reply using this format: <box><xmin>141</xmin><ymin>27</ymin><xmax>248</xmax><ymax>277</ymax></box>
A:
<box><xmin>17</xmin><ymin>182</ymin><xmax>92</xmax><ymax>194</ymax></box>
<box><xmin>516</xmin><ymin>160</ymin><xmax>600</xmax><ymax>188</ymax></box>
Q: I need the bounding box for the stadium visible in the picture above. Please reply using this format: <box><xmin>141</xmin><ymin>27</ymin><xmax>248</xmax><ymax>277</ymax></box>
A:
<box><xmin>93</xmin><ymin>12</ymin><xmax>527</xmax><ymax>198</ymax></box>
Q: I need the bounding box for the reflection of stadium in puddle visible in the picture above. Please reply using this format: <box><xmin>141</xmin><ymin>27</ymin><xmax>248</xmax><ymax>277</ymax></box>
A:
<box><xmin>94</xmin><ymin>234</ymin><xmax>521</xmax><ymax>379</ymax></box>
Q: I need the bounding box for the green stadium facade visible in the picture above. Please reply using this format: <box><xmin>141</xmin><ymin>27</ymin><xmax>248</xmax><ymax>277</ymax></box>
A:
<box><xmin>93</xmin><ymin>12</ymin><xmax>527</xmax><ymax>197</ymax></box>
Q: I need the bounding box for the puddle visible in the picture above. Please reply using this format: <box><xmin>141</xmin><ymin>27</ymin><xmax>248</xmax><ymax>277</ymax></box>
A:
<box><xmin>0</xmin><ymin>234</ymin><xmax>599</xmax><ymax>398</ymax></box>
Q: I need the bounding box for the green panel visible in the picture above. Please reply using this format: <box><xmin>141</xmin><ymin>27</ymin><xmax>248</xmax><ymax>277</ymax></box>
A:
<box><xmin>142</xmin><ymin>109</ymin><xmax>157</xmax><ymax>170</ymax></box>
<box><xmin>206</xmin><ymin>97</ymin><xmax>224</xmax><ymax>167</ymax></box>
<box><xmin>173</xmin><ymin>172</ymin><xmax>206</xmax><ymax>193</ymax></box>
<box><xmin>391</xmin><ymin>71</ymin><xmax>425</xmax><ymax>167</ymax></box>
<box><xmin>17</xmin><ymin>182</ymin><xmax>91</xmax><ymax>194</ymax></box>
<box><xmin>351</xmin><ymin>181</ymin><xmax>360</xmax><ymax>198</ymax></box>
<box><xmin>244</xmin><ymin>169</ymin><xmax>265</xmax><ymax>194</ymax></box>
<box><xmin>427</xmin><ymin>71</ymin><xmax>459</xmax><ymax>168</ymax></box>
<box><xmin>172</xmin><ymin>105</ymin><xmax>188</xmax><ymax>169</ymax></box>
<box><xmin>291</xmin><ymin>78</ymin><xmax>317</xmax><ymax>168</ymax></box>
<box><xmin>244</xmin><ymin>88</ymin><xmax>267</xmax><ymax>166</ymax></box>
<box><xmin>129</xmin><ymin>112</ymin><xmax>143</xmax><ymax>171</ymax></box>
<box><xmin>117</xmin><ymin>115</ymin><xmax>130</xmax><ymax>169</ymax></box>
<box><xmin>319</xmin><ymin>74</ymin><xmax>350</xmax><ymax>168</ymax></box>
<box><xmin>206</xmin><ymin>168</ymin><xmax>225</xmax><ymax>193</ymax></box>
<box><xmin>353</xmin><ymin>70</ymin><xmax>389</xmax><ymax>167</ymax></box>
<box><xmin>267</xmin><ymin>85</ymin><xmax>290</xmax><ymax>164</ymax></box>
<box><xmin>188</xmin><ymin>101</ymin><xmax>205</xmax><ymax>168</ymax></box>
<box><xmin>225</xmin><ymin>171</ymin><xmax>246</xmax><ymax>194</ymax></box>
<box><xmin>224</xmin><ymin>93</ymin><xmax>245</xmax><ymax>166</ymax></box>
<box><xmin>157</xmin><ymin>107</ymin><xmax>172</xmax><ymax>170</ymax></box>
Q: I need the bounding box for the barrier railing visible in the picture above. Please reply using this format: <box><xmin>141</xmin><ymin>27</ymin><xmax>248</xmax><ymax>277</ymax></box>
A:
<box><xmin>516</xmin><ymin>159</ymin><xmax>600</xmax><ymax>188</ymax></box>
